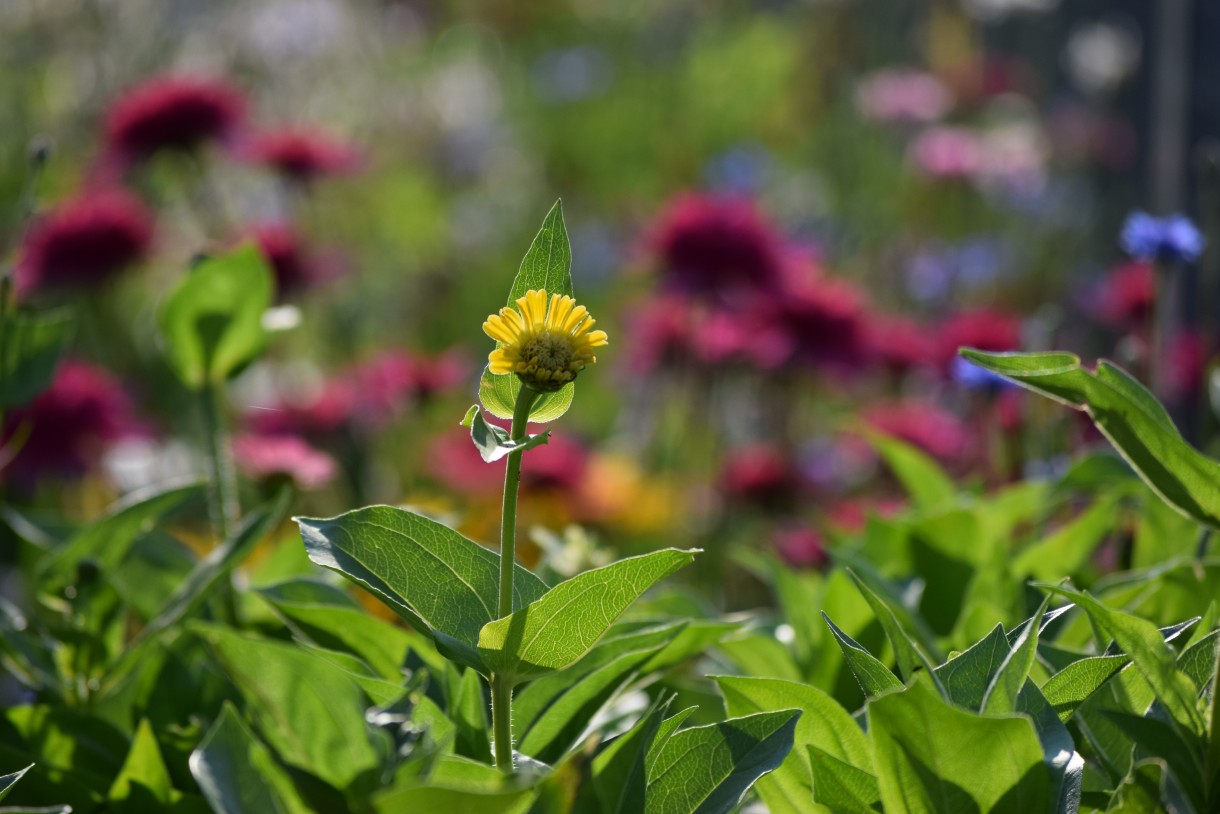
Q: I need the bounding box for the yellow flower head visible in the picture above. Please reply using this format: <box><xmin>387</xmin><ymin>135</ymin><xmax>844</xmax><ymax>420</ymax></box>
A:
<box><xmin>483</xmin><ymin>290</ymin><xmax>609</xmax><ymax>393</ymax></box>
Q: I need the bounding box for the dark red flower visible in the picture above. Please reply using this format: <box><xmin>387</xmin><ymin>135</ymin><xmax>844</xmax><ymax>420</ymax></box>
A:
<box><xmin>865</xmin><ymin>315</ymin><xmax>936</xmax><ymax>375</ymax></box>
<box><xmin>1163</xmin><ymin>331</ymin><xmax>1211</xmax><ymax>403</ymax></box>
<box><xmin>16</xmin><ymin>191</ymin><xmax>153</xmax><ymax>296</ymax></box>
<box><xmin>647</xmin><ymin>193</ymin><xmax>785</xmax><ymax>301</ymax></box>
<box><xmin>248</xmin><ymin>222</ymin><xmax>343</xmax><ymax>297</ymax></box>
<box><xmin>773</xmin><ymin>526</ymin><xmax>829</xmax><ymax>569</ymax></box>
<box><xmin>233</xmin><ymin>433</ymin><xmax>337</xmax><ymax>490</ymax></box>
<box><xmin>2</xmin><ymin>360</ymin><xmax>145</xmax><ymax>485</ymax></box>
<box><xmin>1097</xmin><ymin>261</ymin><xmax>1154</xmax><ymax>329</ymax></box>
<box><xmin>520</xmin><ymin>433</ymin><xmax>589</xmax><ymax>493</ymax></box>
<box><xmin>245</xmin><ymin>386</ymin><xmax>354</xmax><ymax>440</ymax></box>
<box><xmin>755</xmin><ymin>264</ymin><xmax>871</xmax><ymax>373</ymax></box>
<box><xmin>240</xmin><ymin>128</ymin><xmax>360</xmax><ymax>181</ymax></box>
<box><xmin>825</xmin><ymin>498</ymin><xmax>906</xmax><ymax>534</ymax></box>
<box><xmin>862</xmin><ymin>400</ymin><xmax>968</xmax><ymax>462</ymax></box>
<box><xmin>720</xmin><ymin>444</ymin><xmax>804</xmax><ymax>509</ymax></box>
<box><xmin>104</xmin><ymin>75</ymin><xmax>245</xmax><ymax>163</ymax></box>
<box><xmin>936</xmin><ymin>308</ymin><xmax>1022</xmax><ymax>370</ymax></box>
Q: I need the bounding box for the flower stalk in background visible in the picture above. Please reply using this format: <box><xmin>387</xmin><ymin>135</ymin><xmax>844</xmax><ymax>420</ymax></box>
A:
<box><xmin>480</xmin><ymin>286</ymin><xmax>607</xmax><ymax>772</ymax></box>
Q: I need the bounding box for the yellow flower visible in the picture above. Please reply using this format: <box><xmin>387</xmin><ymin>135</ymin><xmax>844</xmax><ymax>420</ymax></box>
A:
<box><xmin>483</xmin><ymin>290</ymin><xmax>608</xmax><ymax>392</ymax></box>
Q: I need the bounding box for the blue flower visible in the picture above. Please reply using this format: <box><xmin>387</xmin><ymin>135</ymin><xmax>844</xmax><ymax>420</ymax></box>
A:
<box><xmin>952</xmin><ymin>356</ymin><xmax>1015</xmax><ymax>393</ymax></box>
<box><xmin>1120</xmin><ymin>211</ymin><xmax>1205</xmax><ymax>264</ymax></box>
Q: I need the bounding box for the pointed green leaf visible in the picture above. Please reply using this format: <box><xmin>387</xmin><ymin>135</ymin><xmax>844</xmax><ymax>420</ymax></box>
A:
<box><xmin>593</xmin><ymin>696</ymin><xmax>672</xmax><ymax>814</ymax></box>
<box><xmin>1039</xmin><ymin>584</ymin><xmax>1205</xmax><ymax>733</ymax></box>
<box><xmin>847</xmin><ymin>570</ymin><xmax>943</xmax><ymax>686</ymax></box>
<box><xmin>190</xmin><ymin>702</ymin><xmax>310</xmax><ymax>814</ymax></box>
<box><xmin>1040</xmin><ymin>655</ymin><xmax>1131</xmax><ymax>722</ymax></box>
<box><xmin>478</xmin><ymin>549</ymin><xmax>696</xmax><ymax>680</ymax></box>
<box><xmin>108</xmin><ymin>719</ymin><xmax>173</xmax><ymax>811</ymax></box>
<box><xmin>1177</xmin><ymin>629</ymin><xmax>1219</xmax><ymax>691</ymax></box>
<box><xmin>645</xmin><ymin>709</ymin><xmax>801</xmax><ymax>814</ymax></box>
<box><xmin>507</xmin><ymin>200</ymin><xmax>573</xmax><ymax>305</ymax></box>
<box><xmin>160</xmin><ymin>245</ymin><xmax>273</xmax><ymax>388</ymax></box>
<box><xmin>824</xmin><ymin>612</ymin><xmax>904</xmax><ymax>697</ymax></box>
<box><xmin>869</xmin><ymin>673</ymin><xmax>1051</xmax><ymax>814</ymax></box>
<box><xmin>934</xmin><ymin>624</ymin><xmax>1011</xmax><ymax>711</ymax></box>
<box><xmin>866</xmin><ymin>431</ymin><xmax>955</xmax><ymax>510</ymax></box>
<box><xmin>807</xmin><ymin>746</ymin><xmax>883</xmax><ymax>814</ymax></box>
<box><xmin>963</xmin><ymin>349</ymin><xmax>1220</xmax><ymax>530</ymax></box>
<box><xmin>1104</xmin><ymin>711</ymin><xmax>1208</xmax><ymax>811</ymax></box>
<box><xmin>0</xmin><ymin>307</ymin><xmax>72</xmax><ymax>408</ymax></box>
<box><xmin>0</xmin><ymin>764</ymin><xmax>33</xmax><ymax>802</ymax></box>
<box><xmin>982</xmin><ymin>598</ymin><xmax>1048</xmax><ymax>714</ymax></box>
<box><xmin>296</xmin><ymin>505</ymin><xmax>549</xmax><ymax>672</ymax></box>
<box><xmin>716</xmin><ymin>676</ymin><xmax>871</xmax><ymax>814</ymax></box>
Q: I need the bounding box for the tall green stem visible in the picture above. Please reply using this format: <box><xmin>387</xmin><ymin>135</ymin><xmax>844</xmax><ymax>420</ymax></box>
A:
<box><xmin>492</xmin><ymin>386</ymin><xmax>539</xmax><ymax>772</ymax></box>
<box><xmin>200</xmin><ymin>382</ymin><xmax>240</xmax><ymax>623</ymax></box>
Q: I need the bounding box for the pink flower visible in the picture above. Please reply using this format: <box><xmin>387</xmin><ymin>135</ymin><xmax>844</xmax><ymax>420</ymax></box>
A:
<box><xmin>520</xmin><ymin>432</ymin><xmax>589</xmax><ymax>493</ymax></box>
<box><xmin>248</xmin><ymin>222</ymin><xmax>343</xmax><ymax>297</ymax></box>
<box><xmin>245</xmin><ymin>386</ymin><xmax>354</xmax><ymax>440</ymax></box>
<box><xmin>2</xmin><ymin>360</ymin><xmax>145</xmax><ymax>485</ymax></box>
<box><xmin>936</xmin><ymin>308</ymin><xmax>1022</xmax><ymax>370</ymax></box>
<box><xmin>754</xmin><ymin>264</ymin><xmax>871</xmax><ymax>373</ymax></box>
<box><xmin>240</xmin><ymin>128</ymin><xmax>360</xmax><ymax>181</ymax></box>
<box><xmin>1096</xmin><ymin>261</ymin><xmax>1154</xmax><ymax>329</ymax></box>
<box><xmin>909</xmin><ymin>127</ymin><xmax>984</xmax><ymax>179</ymax></box>
<box><xmin>720</xmin><ymin>445</ymin><xmax>804</xmax><ymax>509</ymax></box>
<box><xmin>856</xmin><ymin>68</ymin><xmax>952</xmax><ymax>123</ymax></box>
<box><xmin>1163</xmin><ymin>331</ymin><xmax>1211</xmax><ymax>403</ymax></box>
<box><xmin>862</xmin><ymin>400</ymin><xmax>968</xmax><ymax>462</ymax></box>
<box><xmin>825</xmin><ymin>498</ymin><xmax>906</xmax><ymax>534</ymax></box>
<box><xmin>773</xmin><ymin>526</ymin><xmax>829</xmax><ymax>570</ymax></box>
<box><xmin>647</xmin><ymin>193</ymin><xmax>786</xmax><ymax>300</ymax></box>
<box><xmin>104</xmin><ymin>75</ymin><xmax>246</xmax><ymax>163</ymax></box>
<box><xmin>16</xmin><ymin>191</ymin><xmax>153</xmax><ymax>296</ymax></box>
<box><xmin>865</xmin><ymin>315</ymin><xmax>936</xmax><ymax>375</ymax></box>
<box><xmin>233</xmin><ymin>434</ymin><xmax>337</xmax><ymax>490</ymax></box>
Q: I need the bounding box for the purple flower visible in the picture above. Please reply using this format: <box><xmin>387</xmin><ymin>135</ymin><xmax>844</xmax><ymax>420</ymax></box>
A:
<box><xmin>951</xmin><ymin>356</ymin><xmax>1015</xmax><ymax>393</ymax></box>
<box><xmin>1120</xmin><ymin>212</ymin><xmax>1205</xmax><ymax>264</ymax></box>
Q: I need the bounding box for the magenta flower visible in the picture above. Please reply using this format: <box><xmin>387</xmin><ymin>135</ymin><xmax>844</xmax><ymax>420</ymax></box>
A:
<box><xmin>1096</xmin><ymin>261</ymin><xmax>1154</xmax><ymax>329</ymax></box>
<box><xmin>864</xmin><ymin>315</ymin><xmax>936</xmax><ymax>376</ymax></box>
<box><xmin>240</xmin><ymin>128</ymin><xmax>361</xmax><ymax>181</ymax></box>
<box><xmin>755</xmin><ymin>265</ymin><xmax>871</xmax><ymax>373</ymax></box>
<box><xmin>16</xmin><ymin>191</ymin><xmax>153</xmax><ymax>296</ymax></box>
<box><xmin>909</xmin><ymin>126</ymin><xmax>984</xmax><ymax>179</ymax></box>
<box><xmin>2</xmin><ymin>360</ymin><xmax>145</xmax><ymax>485</ymax></box>
<box><xmin>773</xmin><ymin>526</ymin><xmax>829</xmax><ymax>570</ymax></box>
<box><xmin>647</xmin><ymin>193</ymin><xmax>786</xmax><ymax>300</ymax></box>
<box><xmin>104</xmin><ymin>75</ymin><xmax>246</xmax><ymax>163</ymax></box>
<box><xmin>720</xmin><ymin>444</ymin><xmax>805</xmax><ymax>509</ymax></box>
<box><xmin>248</xmin><ymin>222</ymin><xmax>343</xmax><ymax>297</ymax></box>
<box><xmin>233</xmin><ymin>434</ymin><xmax>337</xmax><ymax>490</ymax></box>
<box><xmin>936</xmin><ymin>308</ymin><xmax>1022</xmax><ymax>370</ymax></box>
<box><xmin>856</xmin><ymin>68</ymin><xmax>952</xmax><ymax>123</ymax></box>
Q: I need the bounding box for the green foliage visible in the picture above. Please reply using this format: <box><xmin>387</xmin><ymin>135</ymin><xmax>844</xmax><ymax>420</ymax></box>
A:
<box><xmin>461</xmin><ymin>404</ymin><xmax>551</xmax><ymax>462</ymax></box>
<box><xmin>159</xmin><ymin>246</ymin><xmax>274</xmax><ymax>389</ymax></box>
<box><xmin>0</xmin><ymin>306</ymin><xmax>72</xmax><ymax>408</ymax></box>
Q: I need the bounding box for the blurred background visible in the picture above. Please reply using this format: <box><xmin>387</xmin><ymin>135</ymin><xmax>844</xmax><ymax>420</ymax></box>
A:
<box><xmin>3</xmin><ymin>0</ymin><xmax>1219</xmax><ymax>607</ymax></box>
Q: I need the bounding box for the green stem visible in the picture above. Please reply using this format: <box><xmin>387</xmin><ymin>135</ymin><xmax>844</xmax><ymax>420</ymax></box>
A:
<box><xmin>200</xmin><ymin>382</ymin><xmax>240</xmax><ymax>623</ymax></box>
<box><xmin>492</xmin><ymin>386</ymin><xmax>539</xmax><ymax>772</ymax></box>
<box><xmin>497</xmin><ymin>387</ymin><xmax>539</xmax><ymax>619</ymax></box>
<box><xmin>491</xmin><ymin>672</ymin><xmax>514</xmax><ymax>772</ymax></box>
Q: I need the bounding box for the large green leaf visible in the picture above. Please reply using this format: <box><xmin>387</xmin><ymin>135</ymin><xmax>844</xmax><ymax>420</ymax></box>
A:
<box><xmin>963</xmin><ymin>349</ymin><xmax>1220</xmax><ymax>530</ymax></box>
<box><xmin>808</xmin><ymin>746</ymin><xmax>883</xmax><ymax>814</ymax></box>
<box><xmin>193</xmin><ymin>625</ymin><xmax>382</xmax><ymax>790</ymax></box>
<box><xmin>869</xmin><ymin>673</ymin><xmax>1051</xmax><ymax>814</ymax></box>
<box><xmin>160</xmin><ymin>245</ymin><xmax>273</xmax><ymax>388</ymax></box>
<box><xmin>0</xmin><ymin>307</ymin><xmax>72</xmax><ymax>408</ymax></box>
<box><xmin>645</xmin><ymin>709</ymin><xmax>801</xmax><ymax>814</ymax></box>
<box><xmin>297</xmin><ymin>505</ymin><xmax>549</xmax><ymax>673</ymax></box>
<box><xmin>1011</xmin><ymin>498</ymin><xmax>1117</xmax><ymax>581</ymax></box>
<box><xmin>1103</xmin><ymin>711</ymin><xmax>1208</xmax><ymax>811</ymax></box>
<box><xmin>716</xmin><ymin>676</ymin><xmax>871</xmax><ymax>814</ymax></box>
<box><xmin>1040</xmin><ymin>584</ymin><xmax>1205</xmax><ymax>733</ymax></box>
<box><xmin>982</xmin><ymin>598</ymin><xmax>1047</xmax><ymax>714</ymax></box>
<box><xmin>478</xmin><ymin>549</ymin><xmax>695</xmax><ymax>680</ymax></box>
<box><xmin>189</xmin><ymin>702</ymin><xmax>309</xmax><ymax>814</ymax></box>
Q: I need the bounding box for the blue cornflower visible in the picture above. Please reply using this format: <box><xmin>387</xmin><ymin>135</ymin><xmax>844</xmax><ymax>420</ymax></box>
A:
<box><xmin>952</xmin><ymin>356</ymin><xmax>1015</xmax><ymax>394</ymax></box>
<box><xmin>1120</xmin><ymin>211</ymin><xmax>1205</xmax><ymax>264</ymax></box>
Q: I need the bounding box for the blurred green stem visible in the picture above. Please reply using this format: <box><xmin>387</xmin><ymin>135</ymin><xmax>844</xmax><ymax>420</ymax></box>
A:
<box><xmin>200</xmin><ymin>382</ymin><xmax>240</xmax><ymax>623</ymax></box>
<box><xmin>491</xmin><ymin>385</ymin><xmax>538</xmax><ymax>772</ymax></box>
